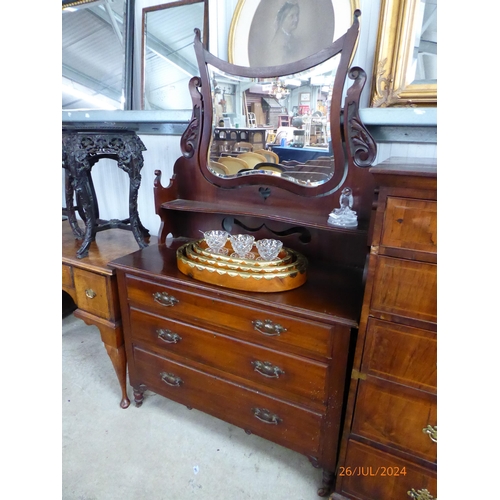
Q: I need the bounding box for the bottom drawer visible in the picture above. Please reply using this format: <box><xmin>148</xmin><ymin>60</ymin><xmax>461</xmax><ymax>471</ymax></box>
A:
<box><xmin>336</xmin><ymin>440</ymin><xmax>437</xmax><ymax>500</ymax></box>
<box><xmin>131</xmin><ymin>345</ymin><xmax>323</xmax><ymax>458</ymax></box>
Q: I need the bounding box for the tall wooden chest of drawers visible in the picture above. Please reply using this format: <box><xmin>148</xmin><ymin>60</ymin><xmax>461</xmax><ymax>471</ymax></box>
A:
<box><xmin>332</xmin><ymin>158</ymin><xmax>437</xmax><ymax>500</ymax></box>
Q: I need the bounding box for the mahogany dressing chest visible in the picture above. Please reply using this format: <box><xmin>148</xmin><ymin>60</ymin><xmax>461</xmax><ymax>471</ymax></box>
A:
<box><xmin>110</xmin><ymin>12</ymin><xmax>379</xmax><ymax>496</ymax></box>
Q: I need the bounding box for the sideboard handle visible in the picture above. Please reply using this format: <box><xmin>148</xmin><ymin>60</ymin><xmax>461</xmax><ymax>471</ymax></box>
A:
<box><xmin>153</xmin><ymin>291</ymin><xmax>179</xmax><ymax>307</ymax></box>
<box><xmin>407</xmin><ymin>488</ymin><xmax>435</xmax><ymax>500</ymax></box>
<box><xmin>85</xmin><ymin>289</ymin><xmax>97</xmax><ymax>299</ymax></box>
<box><xmin>156</xmin><ymin>329</ymin><xmax>182</xmax><ymax>344</ymax></box>
<box><xmin>251</xmin><ymin>360</ymin><xmax>285</xmax><ymax>378</ymax></box>
<box><xmin>252</xmin><ymin>407</ymin><xmax>282</xmax><ymax>425</ymax></box>
<box><xmin>160</xmin><ymin>372</ymin><xmax>183</xmax><ymax>387</ymax></box>
<box><xmin>252</xmin><ymin>319</ymin><xmax>287</xmax><ymax>336</ymax></box>
<box><xmin>422</xmin><ymin>424</ymin><xmax>437</xmax><ymax>443</ymax></box>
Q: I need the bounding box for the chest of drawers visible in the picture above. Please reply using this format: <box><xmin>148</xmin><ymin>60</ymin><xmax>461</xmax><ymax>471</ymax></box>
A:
<box><xmin>332</xmin><ymin>159</ymin><xmax>437</xmax><ymax>500</ymax></box>
<box><xmin>111</xmin><ymin>240</ymin><xmax>364</xmax><ymax>495</ymax></box>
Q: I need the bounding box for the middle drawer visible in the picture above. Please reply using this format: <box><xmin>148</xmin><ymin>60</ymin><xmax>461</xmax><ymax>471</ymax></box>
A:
<box><xmin>129</xmin><ymin>308</ymin><xmax>329</xmax><ymax>404</ymax></box>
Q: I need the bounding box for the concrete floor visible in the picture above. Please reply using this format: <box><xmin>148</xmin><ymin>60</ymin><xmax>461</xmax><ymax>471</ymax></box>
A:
<box><xmin>62</xmin><ymin>313</ymin><xmax>326</xmax><ymax>500</ymax></box>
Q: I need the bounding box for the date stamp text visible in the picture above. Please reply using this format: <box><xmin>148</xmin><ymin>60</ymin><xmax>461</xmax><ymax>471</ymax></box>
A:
<box><xmin>338</xmin><ymin>466</ymin><xmax>407</xmax><ymax>477</ymax></box>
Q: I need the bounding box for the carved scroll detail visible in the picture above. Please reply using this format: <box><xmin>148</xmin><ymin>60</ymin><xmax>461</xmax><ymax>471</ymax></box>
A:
<box><xmin>181</xmin><ymin>76</ymin><xmax>203</xmax><ymax>158</ymax></box>
<box><xmin>344</xmin><ymin>67</ymin><xmax>377</xmax><ymax>168</ymax></box>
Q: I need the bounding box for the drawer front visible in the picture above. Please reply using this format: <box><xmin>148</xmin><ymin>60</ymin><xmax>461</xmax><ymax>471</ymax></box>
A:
<box><xmin>362</xmin><ymin>318</ymin><xmax>436</xmax><ymax>393</ymax></box>
<box><xmin>125</xmin><ymin>275</ymin><xmax>333</xmax><ymax>358</ymax></box>
<box><xmin>74</xmin><ymin>268</ymin><xmax>112</xmax><ymax>319</ymax></box>
<box><xmin>371</xmin><ymin>256</ymin><xmax>436</xmax><ymax>324</ymax></box>
<box><xmin>337</xmin><ymin>440</ymin><xmax>437</xmax><ymax>500</ymax></box>
<box><xmin>129</xmin><ymin>308</ymin><xmax>328</xmax><ymax>404</ymax></box>
<box><xmin>62</xmin><ymin>264</ymin><xmax>74</xmax><ymax>289</ymax></box>
<box><xmin>351</xmin><ymin>379</ymin><xmax>437</xmax><ymax>463</ymax></box>
<box><xmin>131</xmin><ymin>345</ymin><xmax>323</xmax><ymax>458</ymax></box>
<box><xmin>381</xmin><ymin>197</ymin><xmax>437</xmax><ymax>253</ymax></box>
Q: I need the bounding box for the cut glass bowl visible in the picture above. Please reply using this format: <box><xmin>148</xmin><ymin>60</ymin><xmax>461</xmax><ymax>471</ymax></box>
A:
<box><xmin>200</xmin><ymin>230</ymin><xmax>229</xmax><ymax>254</ymax></box>
<box><xmin>229</xmin><ymin>234</ymin><xmax>255</xmax><ymax>259</ymax></box>
<box><xmin>255</xmin><ymin>239</ymin><xmax>283</xmax><ymax>261</ymax></box>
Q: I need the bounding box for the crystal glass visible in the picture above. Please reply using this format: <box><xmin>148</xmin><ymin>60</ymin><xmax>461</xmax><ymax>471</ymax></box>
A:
<box><xmin>200</xmin><ymin>230</ymin><xmax>229</xmax><ymax>254</ymax></box>
<box><xmin>229</xmin><ymin>234</ymin><xmax>255</xmax><ymax>259</ymax></box>
<box><xmin>255</xmin><ymin>239</ymin><xmax>283</xmax><ymax>261</ymax></box>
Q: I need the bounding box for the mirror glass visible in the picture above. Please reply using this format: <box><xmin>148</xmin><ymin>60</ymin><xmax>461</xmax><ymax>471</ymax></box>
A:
<box><xmin>207</xmin><ymin>56</ymin><xmax>340</xmax><ymax>187</ymax></box>
<box><xmin>408</xmin><ymin>0</ymin><xmax>437</xmax><ymax>85</ymax></box>
<box><xmin>142</xmin><ymin>1</ymin><xmax>206</xmax><ymax>110</ymax></box>
<box><xmin>62</xmin><ymin>0</ymin><xmax>126</xmax><ymax>110</ymax></box>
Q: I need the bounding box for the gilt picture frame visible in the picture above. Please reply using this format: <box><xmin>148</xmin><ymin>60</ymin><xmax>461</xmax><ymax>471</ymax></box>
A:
<box><xmin>228</xmin><ymin>0</ymin><xmax>359</xmax><ymax>67</ymax></box>
<box><xmin>370</xmin><ymin>0</ymin><xmax>437</xmax><ymax>107</ymax></box>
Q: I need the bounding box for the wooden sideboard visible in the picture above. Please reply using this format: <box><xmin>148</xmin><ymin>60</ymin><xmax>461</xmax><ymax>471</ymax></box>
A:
<box><xmin>332</xmin><ymin>158</ymin><xmax>437</xmax><ymax>500</ymax></box>
<box><xmin>62</xmin><ymin>221</ymin><xmax>155</xmax><ymax>408</ymax></box>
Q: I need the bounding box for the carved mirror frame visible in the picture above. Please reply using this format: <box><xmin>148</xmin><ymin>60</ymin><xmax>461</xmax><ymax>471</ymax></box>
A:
<box><xmin>181</xmin><ymin>11</ymin><xmax>376</xmax><ymax>199</ymax></box>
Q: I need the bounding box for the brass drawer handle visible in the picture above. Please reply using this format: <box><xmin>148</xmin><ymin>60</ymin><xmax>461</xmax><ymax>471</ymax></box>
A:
<box><xmin>407</xmin><ymin>488</ymin><xmax>436</xmax><ymax>500</ymax></box>
<box><xmin>422</xmin><ymin>424</ymin><xmax>437</xmax><ymax>443</ymax></box>
<box><xmin>85</xmin><ymin>288</ymin><xmax>96</xmax><ymax>299</ymax></box>
<box><xmin>153</xmin><ymin>291</ymin><xmax>179</xmax><ymax>307</ymax></box>
<box><xmin>160</xmin><ymin>372</ymin><xmax>183</xmax><ymax>387</ymax></box>
<box><xmin>157</xmin><ymin>329</ymin><xmax>182</xmax><ymax>344</ymax></box>
<box><xmin>252</xmin><ymin>319</ymin><xmax>287</xmax><ymax>336</ymax></box>
<box><xmin>251</xmin><ymin>360</ymin><xmax>285</xmax><ymax>378</ymax></box>
<box><xmin>252</xmin><ymin>407</ymin><xmax>282</xmax><ymax>425</ymax></box>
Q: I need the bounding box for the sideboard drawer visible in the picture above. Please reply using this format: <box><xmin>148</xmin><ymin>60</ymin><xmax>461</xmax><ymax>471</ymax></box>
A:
<box><xmin>351</xmin><ymin>379</ymin><xmax>437</xmax><ymax>463</ymax></box>
<box><xmin>362</xmin><ymin>318</ymin><xmax>437</xmax><ymax>393</ymax></box>
<box><xmin>129</xmin><ymin>308</ymin><xmax>329</xmax><ymax>404</ymax></box>
<box><xmin>381</xmin><ymin>197</ymin><xmax>437</xmax><ymax>253</ymax></box>
<box><xmin>371</xmin><ymin>256</ymin><xmax>437</xmax><ymax>324</ymax></box>
<box><xmin>125</xmin><ymin>275</ymin><xmax>333</xmax><ymax>358</ymax></box>
<box><xmin>74</xmin><ymin>268</ymin><xmax>113</xmax><ymax>320</ymax></box>
<box><xmin>339</xmin><ymin>440</ymin><xmax>437</xmax><ymax>500</ymax></box>
<box><xmin>132</xmin><ymin>345</ymin><xmax>323</xmax><ymax>458</ymax></box>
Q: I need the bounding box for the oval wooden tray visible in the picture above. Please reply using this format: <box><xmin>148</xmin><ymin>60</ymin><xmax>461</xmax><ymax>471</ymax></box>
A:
<box><xmin>177</xmin><ymin>242</ymin><xmax>307</xmax><ymax>292</ymax></box>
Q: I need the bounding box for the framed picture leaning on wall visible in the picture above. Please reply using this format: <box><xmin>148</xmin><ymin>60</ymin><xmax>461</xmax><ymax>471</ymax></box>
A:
<box><xmin>228</xmin><ymin>0</ymin><xmax>358</xmax><ymax>67</ymax></box>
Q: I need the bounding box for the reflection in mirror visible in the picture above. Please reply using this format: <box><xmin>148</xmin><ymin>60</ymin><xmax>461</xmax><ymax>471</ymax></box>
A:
<box><xmin>62</xmin><ymin>0</ymin><xmax>126</xmax><ymax>110</ymax></box>
<box><xmin>409</xmin><ymin>0</ymin><xmax>437</xmax><ymax>85</ymax></box>
<box><xmin>207</xmin><ymin>56</ymin><xmax>340</xmax><ymax>188</ymax></box>
<box><xmin>142</xmin><ymin>0</ymin><xmax>207</xmax><ymax>110</ymax></box>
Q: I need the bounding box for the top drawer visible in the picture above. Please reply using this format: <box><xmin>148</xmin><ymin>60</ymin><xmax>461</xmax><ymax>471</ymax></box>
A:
<box><xmin>381</xmin><ymin>197</ymin><xmax>437</xmax><ymax>254</ymax></box>
<box><xmin>124</xmin><ymin>275</ymin><xmax>334</xmax><ymax>359</ymax></box>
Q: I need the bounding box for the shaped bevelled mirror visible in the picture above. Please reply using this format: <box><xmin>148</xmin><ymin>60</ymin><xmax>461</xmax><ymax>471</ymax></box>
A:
<box><xmin>180</xmin><ymin>9</ymin><xmax>376</xmax><ymax>198</ymax></box>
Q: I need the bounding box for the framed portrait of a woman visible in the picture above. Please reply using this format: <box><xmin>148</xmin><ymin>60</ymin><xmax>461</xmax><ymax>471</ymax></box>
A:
<box><xmin>228</xmin><ymin>0</ymin><xmax>359</xmax><ymax>67</ymax></box>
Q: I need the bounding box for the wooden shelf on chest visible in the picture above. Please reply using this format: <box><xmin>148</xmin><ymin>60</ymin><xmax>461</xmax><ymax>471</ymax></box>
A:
<box><xmin>160</xmin><ymin>198</ymin><xmax>371</xmax><ymax>233</ymax></box>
